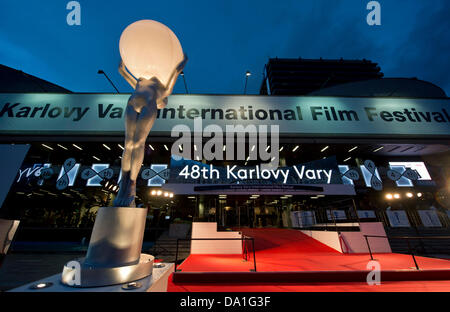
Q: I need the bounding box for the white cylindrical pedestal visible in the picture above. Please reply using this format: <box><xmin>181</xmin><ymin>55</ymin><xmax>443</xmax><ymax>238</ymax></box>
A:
<box><xmin>61</xmin><ymin>207</ymin><xmax>153</xmax><ymax>287</ymax></box>
<box><xmin>85</xmin><ymin>206</ymin><xmax>147</xmax><ymax>267</ymax></box>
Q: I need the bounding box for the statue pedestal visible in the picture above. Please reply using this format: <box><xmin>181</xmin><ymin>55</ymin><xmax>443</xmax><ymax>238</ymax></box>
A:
<box><xmin>8</xmin><ymin>262</ymin><xmax>174</xmax><ymax>292</ymax></box>
<box><xmin>61</xmin><ymin>206</ymin><xmax>153</xmax><ymax>287</ymax></box>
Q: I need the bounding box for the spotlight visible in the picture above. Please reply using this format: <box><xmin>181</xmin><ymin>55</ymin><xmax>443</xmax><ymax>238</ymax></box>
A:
<box><xmin>30</xmin><ymin>282</ymin><xmax>53</xmax><ymax>290</ymax></box>
<box><xmin>394</xmin><ymin>193</ymin><xmax>400</xmax><ymax>199</ymax></box>
<box><xmin>164</xmin><ymin>192</ymin><xmax>169</xmax><ymax>197</ymax></box>
<box><xmin>385</xmin><ymin>193</ymin><xmax>393</xmax><ymax>200</ymax></box>
<box><xmin>417</xmin><ymin>192</ymin><xmax>423</xmax><ymax>197</ymax></box>
<box><xmin>121</xmin><ymin>281</ymin><xmax>142</xmax><ymax>290</ymax></box>
<box><xmin>156</xmin><ymin>190</ymin><xmax>162</xmax><ymax>196</ymax></box>
<box><xmin>169</xmin><ymin>193</ymin><xmax>174</xmax><ymax>198</ymax></box>
<box><xmin>406</xmin><ymin>192</ymin><xmax>413</xmax><ymax>198</ymax></box>
<box><xmin>151</xmin><ymin>190</ymin><xmax>156</xmax><ymax>196</ymax></box>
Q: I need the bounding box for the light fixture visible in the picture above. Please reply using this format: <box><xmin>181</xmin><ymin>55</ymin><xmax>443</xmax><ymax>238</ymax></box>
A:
<box><xmin>348</xmin><ymin>146</ymin><xmax>358</xmax><ymax>152</ymax></box>
<box><xmin>103</xmin><ymin>144</ymin><xmax>111</xmax><ymax>150</ymax></box>
<box><xmin>265</xmin><ymin>145</ymin><xmax>270</xmax><ymax>152</ymax></box>
<box><xmin>156</xmin><ymin>190</ymin><xmax>162</xmax><ymax>196</ymax></box>
<box><xmin>385</xmin><ymin>193</ymin><xmax>393</xmax><ymax>200</ymax></box>
<box><xmin>344</xmin><ymin>157</ymin><xmax>351</xmax><ymax>162</ymax></box>
<box><xmin>169</xmin><ymin>193</ymin><xmax>174</xmax><ymax>198</ymax></box>
<box><xmin>394</xmin><ymin>193</ymin><xmax>400</xmax><ymax>199</ymax></box>
<box><xmin>41</xmin><ymin>144</ymin><xmax>53</xmax><ymax>150</ymax></box>
<box><xmin>178</xmin><ymin>145</ymin><xmax>183</xmax><ymax>151</ymax></box>
<box><xmin>292</xmin><ymin>145</ymin><xmax>299</xmax><ymax>152</ymax></box>
<box><xmin>164</xmin><ymin>144</ymin><xmax>169</xmax><ymax>151</ymax></box>
<box><xmin>194</xmin><ymin>145</ymin><xmax>197</xmax><ymax>151</ymax></box>
<box><xmin>57</xmin><ymin>144</ymin><xmax>68</xmax><ymax>150</ymax></box>
<box><xmin>148</xmin><ymin>144</ymin><xmax>155</xmax><ymax>151</ymax></box>
<box><xmin>118</xmin><ymin>144</ymin><xmax>124</xmax><ymax>150</ymax></box>
<box><xmin>121</xmin><ymin>281</ymin><xmax>142</xmax><ymax>290</ymax></box>
<box><xmin>30</xmin><ymin>282</ymin><xmax>53</xmax><ymax>289</ymax></box>
<box><xmin>151</xmin><ymin>190</ymin><xmax>156</xmax><ymax>196</ymax></box>
<box><xmin>417</xmin><ymin>192</ymin><xmax>423</xmax><ymax>197</ymax></box>
<box><xmin>251</xmin><ymin>145</ymin><xmax>256</xmax><ymax>152</ymax></box>
<box><xmin>72</xmin><ymin>144</ymin><xmax>83</xmax><ymax>150</ymax></box>
<box><xmin>244</xmin><ymin>71</ymin><xmax>251</xmax><ymax>94</ymax></box>
<box><xmin>279</xmin><ymin>146</ymin><xmax>284</xmax><ymax>152</ymax></box>
<box><xmin>223</xmin><ymin>145</ymin><xmax>226</xmax><ymax>152</ymax></box>
<box><xmin>406</xmin><ymin>192</ymin><xmax>413</xmax><ymax>198</ymax></box>
<box><xmin>92</xmin><ymin>156</ymin><xmax>100</xmax><ymax>161</ymax></box>
<box><xmin>373</xmin><ymin>146</ymin><xmax>384</xmax><ymax>153</ymax></box>
<box><xmin>119</xmin><ymin>19</ymin><xmax>184</xmax><ymax>86</ymax></box>
<box><xmin>154</xmin><ymin>263</ymin><xmax>166</xmax><ymax>268</ymax></box>
<box><xmin>98</xmin><ymin>69</ymin><xmax>120</xmax><ymax>93</ymax></box>
<box><xmin>164</xmin><ymin>192</ymin><xmax>169</xmax><ymax>197</ymax></box>
<box><xmin>320</xmin><ymin>146</ymin><xmax>329</xmax><ymax>152</ymax></box>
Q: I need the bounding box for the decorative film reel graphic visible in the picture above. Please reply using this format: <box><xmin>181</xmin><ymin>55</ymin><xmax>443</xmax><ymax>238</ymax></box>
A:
<box><xmin>141</xmin><ymin>167</ymin><xmax>170</xmax><ymax>181</ymax></box>
<box><xmin>38</xmin><ymin>166</ymin><xmax>54</xmax><ymax>181</ymax></box>
<box><xmin>81</xmin><ymin>166</ymin><xmax>114</xmax><ymax>182</ymax></box>
<box><xmin>55</xmin><ymin>158</ymin><xmax>77</xmax><ymax>190</ymax></box>
<box><xmin>340</xmin><ymin>167</ymin><xmax>360</xmax><ymax>182</ymax></box>
<box><xmin>364</xmin><ymin>160</ymin><xmax>382</xmax><ymax>191</ymax></box>
<box><xmin>386</xmin><ymin>167</ymin><xmax>419</xmax><ymax>182</ymax></box>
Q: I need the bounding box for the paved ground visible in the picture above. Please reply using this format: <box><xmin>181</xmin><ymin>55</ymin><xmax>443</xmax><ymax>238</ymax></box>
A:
<box><xmin>0</xmin><ymin>252</ymin><xmax>84</xmax><ymax>291</ymax></box>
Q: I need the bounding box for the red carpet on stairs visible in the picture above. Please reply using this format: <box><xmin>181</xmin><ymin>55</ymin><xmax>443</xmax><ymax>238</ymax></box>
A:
<box><xmin>168</xmin><ymin>228</ymin><xmax>450</xmax><ymax>292</ymax></box>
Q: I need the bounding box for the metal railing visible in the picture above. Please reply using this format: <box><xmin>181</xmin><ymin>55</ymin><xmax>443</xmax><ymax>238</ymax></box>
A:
<box><xmin>363</xmin><ymin>234</ymin><xmax>450</xmax><ymax>270</ymax></box>
<box><xmin>174</xmin><ymin>236</ymin><xmax>257</xmax><ymax>272</ymax></box>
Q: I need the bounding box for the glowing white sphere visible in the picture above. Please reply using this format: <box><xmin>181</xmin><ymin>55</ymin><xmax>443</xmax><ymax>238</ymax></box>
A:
<box><xmin>119</xmin><ymin>20</ymin><xmax>184</xmax><ymax>86</ymax></box>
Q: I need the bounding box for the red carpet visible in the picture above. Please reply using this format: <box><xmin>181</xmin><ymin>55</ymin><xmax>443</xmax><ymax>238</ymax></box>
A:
<box><xmin>168</xmin><ymin>228</ymin><xmax>450</xmax><ymax>292</ymax></box>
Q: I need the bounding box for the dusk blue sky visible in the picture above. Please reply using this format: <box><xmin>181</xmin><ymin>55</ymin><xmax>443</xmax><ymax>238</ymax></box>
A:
<box><xmin>0</xmin><ymin>0</ymin><xmax>449</xmax><ymax>95</ymax></box>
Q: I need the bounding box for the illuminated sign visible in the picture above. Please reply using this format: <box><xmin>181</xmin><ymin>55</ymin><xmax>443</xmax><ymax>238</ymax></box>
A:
<box><xmin>388</xmin><ymin>161</ymin><xmax>432</xmax><ymax>187</ymax></box>
<box><xmin>0</xmin><ymin>94</ymin><xmax>449</xmax><ymax>137</ymax></box>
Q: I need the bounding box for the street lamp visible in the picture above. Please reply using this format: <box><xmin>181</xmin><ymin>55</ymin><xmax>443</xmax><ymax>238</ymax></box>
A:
<box><xmin>97</xmin><ymin>69</ymin><xmax>120</xmax><ymax>93</ymax></box>
<box><xmin>180</xmin><ymin>71</ymin><xmax>189</xmax><ymax>93</ymax></box>
<box><xmin>244</xmin><ymin>70</ymin><xmax>251</xmax><ymax>94</ymax></box>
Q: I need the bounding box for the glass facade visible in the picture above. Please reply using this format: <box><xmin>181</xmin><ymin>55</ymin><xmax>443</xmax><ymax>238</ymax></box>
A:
<box><xmin>1</xmin><ymin>140</ymin><xmax>448</xmax><ymax>235</ymax></box>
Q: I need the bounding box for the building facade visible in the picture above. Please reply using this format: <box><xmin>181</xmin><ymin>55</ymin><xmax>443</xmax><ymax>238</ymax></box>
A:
<box><xmin>0</xmin><ymin>62</ymin><xmax>449</xmax><ymax>251</ymax></box>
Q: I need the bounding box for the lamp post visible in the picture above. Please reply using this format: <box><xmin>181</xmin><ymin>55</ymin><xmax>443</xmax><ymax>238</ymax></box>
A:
<box><xmin>244</xmin><ymin>70</ymin><xmax>251</xmax><ymax>94</ymax></box>
<box><xmin>181</xmin><ymin>71</ymin><xmax>189</xmax><ymax>93</ymax></box>
<box><xmin>62</xmin><ymin>20</ymin><xmax>187</xmax><ymax>288</ymax></box>
<box><xmin>97</xmin><ymin>69</ymin><xmax>120</xmax><ymax>93</ymax></box>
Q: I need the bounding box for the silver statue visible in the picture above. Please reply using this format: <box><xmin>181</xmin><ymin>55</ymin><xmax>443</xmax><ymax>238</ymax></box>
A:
<box><xmin>114</xmin><ymin>54</ymin><xmax>188</xmax><ymax>207</ymax></box>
